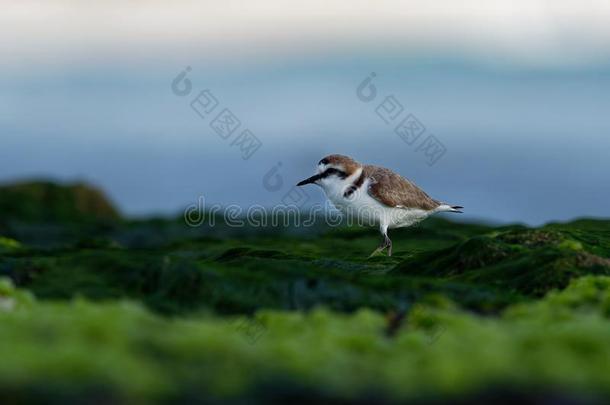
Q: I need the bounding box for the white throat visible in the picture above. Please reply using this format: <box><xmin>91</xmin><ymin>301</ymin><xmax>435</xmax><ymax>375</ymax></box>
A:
<box><xmin>320</xmin><ymin>167</ymin><xmax>363</xmax><ymax>202</ymax></box>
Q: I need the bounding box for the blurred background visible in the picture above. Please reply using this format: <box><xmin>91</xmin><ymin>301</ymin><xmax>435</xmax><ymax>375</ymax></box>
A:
<box><xmin>2</xmin><ymin>0</ymin><xmax>610</xmax><ymax>225</ymax></box>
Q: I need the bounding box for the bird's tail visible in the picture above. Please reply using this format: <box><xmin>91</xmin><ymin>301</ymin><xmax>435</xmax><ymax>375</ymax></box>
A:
<box><xmin>437</xmin><ymin>204</ymin><xmax>464</xmax><ymax>214</ymax></box>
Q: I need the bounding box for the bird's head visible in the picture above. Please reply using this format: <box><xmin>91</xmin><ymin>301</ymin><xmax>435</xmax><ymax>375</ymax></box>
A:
<box><xmin>297</xmin><ymin>154</ymin><xmax>361</xmax><ymax>189</ymax></box>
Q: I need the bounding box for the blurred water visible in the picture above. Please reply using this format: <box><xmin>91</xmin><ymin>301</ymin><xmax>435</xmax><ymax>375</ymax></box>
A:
<box><xmin>2</xmin><ymin>56</ymin><xmax>609</xmax><ymax>225</ymax></box>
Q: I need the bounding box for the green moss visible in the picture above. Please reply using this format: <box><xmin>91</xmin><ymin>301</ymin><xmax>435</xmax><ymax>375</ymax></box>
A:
<box><xmin>1</xmin><ymin>218</ymin><xmax>608</xmax><ymax>316</ymax></box>
<box><xmin>558</xmin><ymin>239</ymin><xmax>584</xmax><ymax>251</ymax></box>
<box><xmin>0</xmin><ymin>277</ymin><xmax>34</xmax><ymax>311</ymax></box>
<box><xmin>2</xmin><ymin>277</ymin><xmax>610</xmax><ymax>402</ymax></box>
<box><xmin>0</xmin><ymin>237</ymin><xmax>22</xmax><ymax>255</ymax></box>
<box><xmin>505</xmin><ymin>276</ymin><xmax>610</xmax><ymax>320</ymax></box>
<box><xmin>3</xmin><ymin>181</ymin><xmax>610</xmax><ymax>402</ymax></box>
<box><xmin>394</xmin><ymin>223</ymin><xmax>610</xmax><ymax>299</ymax></box>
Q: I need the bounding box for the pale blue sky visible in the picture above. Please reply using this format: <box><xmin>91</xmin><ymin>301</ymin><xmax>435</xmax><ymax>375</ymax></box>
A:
<box><xmin>2</xmin><ymin>1</ymin><xmax>610</xmax><ymax>225</ymax></box>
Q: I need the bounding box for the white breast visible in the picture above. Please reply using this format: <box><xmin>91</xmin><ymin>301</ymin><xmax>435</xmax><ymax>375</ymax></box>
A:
<box><xmin>321</xmin><ymin>174</ymin><xmax>430</xmax><ymax>229</ymax></box>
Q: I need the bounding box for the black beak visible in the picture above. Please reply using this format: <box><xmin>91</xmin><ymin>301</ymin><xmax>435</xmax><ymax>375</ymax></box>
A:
<box><xmin>297</xmin><ymin>173</ymin><xmax>322</xmax><ymax>186</ymax></box>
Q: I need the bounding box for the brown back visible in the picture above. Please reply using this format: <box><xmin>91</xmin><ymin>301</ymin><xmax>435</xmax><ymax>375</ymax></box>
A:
<box><xmin>363</xmin><ymin>165</ymin><xmax>440</xmax><ymax>210</ymax></box>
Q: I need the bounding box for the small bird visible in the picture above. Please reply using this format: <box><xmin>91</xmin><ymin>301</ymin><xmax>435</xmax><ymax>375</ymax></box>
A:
<box><xmin>297</xmin><ymin>154</ymin><xmax>463</xmax><ymax>256</ymax></box>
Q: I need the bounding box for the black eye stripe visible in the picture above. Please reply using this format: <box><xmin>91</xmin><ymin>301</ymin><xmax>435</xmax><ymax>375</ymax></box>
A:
<box><xmin>322</xmin><ymin>168</ymin><xmax>347</xmax><ymax>179</ymax></box>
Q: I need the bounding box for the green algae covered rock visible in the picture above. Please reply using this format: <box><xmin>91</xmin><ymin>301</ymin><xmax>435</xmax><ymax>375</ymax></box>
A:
<box><xmin>2</xmin><ymin>217</ymin><xmax>609</xmax><ymax>316</ymax></box>
<box><xmin>0</xmin><ymin>180</ymin><xmax>120</xmax><ymax>223</ymax></box>
<box><xmin>394</xmin><ymin>222</ymin><xmax>610</xmax><ymax>299</ymax></box>
<box><xmin>1</xmin><ymin>180</ymin><xmax>610</xmax><ymax>402</ymax></box>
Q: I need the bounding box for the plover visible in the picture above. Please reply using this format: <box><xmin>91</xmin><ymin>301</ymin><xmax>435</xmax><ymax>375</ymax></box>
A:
<box><xmin>297</xmin><ymin>154</ymin><xmax>463</xmax><ymax>256</ymax></box>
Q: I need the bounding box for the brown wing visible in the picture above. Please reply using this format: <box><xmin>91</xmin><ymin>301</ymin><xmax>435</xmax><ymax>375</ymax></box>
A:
<box><xmin>363</xmin><ymin>165</ymin><xmax>440</xmax><ymax>210</ymax></box>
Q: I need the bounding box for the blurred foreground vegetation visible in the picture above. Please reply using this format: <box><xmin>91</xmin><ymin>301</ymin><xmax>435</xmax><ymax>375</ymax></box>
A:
<box><xmin>1</xmin><ymin>181</ymin><xmax>610</xmax><ymax>403</ymax></box>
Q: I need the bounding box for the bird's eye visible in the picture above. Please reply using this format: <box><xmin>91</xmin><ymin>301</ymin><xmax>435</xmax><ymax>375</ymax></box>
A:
<box><xmin>319</xmin><ymin>158</ymin><xmax>329</xmax><ymax>165</ymax></box>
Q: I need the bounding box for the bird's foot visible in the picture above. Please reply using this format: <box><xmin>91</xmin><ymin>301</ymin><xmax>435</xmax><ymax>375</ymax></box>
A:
<box><xmin>369</xmin><ymin>236</ymin><xmax>392</xmax><ymax>258</ymax></box>
<box><xmin>368</xmin><ymin>246</ymin><xmax>387</xmax><ymax>258</ymax></box>
<box><xmin>369</xmin><ymin>239</ymin><xmax>392</xmax><ymax>259</ymax></box>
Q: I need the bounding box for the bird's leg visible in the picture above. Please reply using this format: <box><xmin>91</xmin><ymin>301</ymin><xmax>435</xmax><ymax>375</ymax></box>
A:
<box><xmin>369</xmin><ymin>225</ymin><xmax>391</xmax><ymax>257</ymax></box>
<box><xmin>368</xmin><ymin>242</ymin><xmax>386</xmax><ymax>257</ymax></box>
<box><xmin>385</xmin><ymin>234</ymin><xmax>392</xmax><ymax>257</ymax></box>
